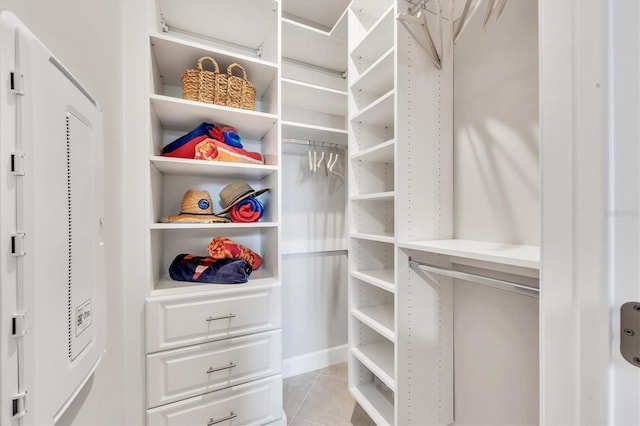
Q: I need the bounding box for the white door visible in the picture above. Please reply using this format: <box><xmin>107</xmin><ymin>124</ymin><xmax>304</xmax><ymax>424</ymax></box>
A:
<box><xmin>540</xmin><ymin>1</ymin><xmax>640</xmax><ymax>424</ymax></box>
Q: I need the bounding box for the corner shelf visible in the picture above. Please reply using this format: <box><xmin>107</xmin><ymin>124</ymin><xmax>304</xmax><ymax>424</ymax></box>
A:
<box><xmin>350</xmin><ymin>139</ymin><xmax>395</xmax><ymax>162</ymax></box>
<box><xmin>350</xmin><ymin>90</ymin><xmax>394</xmax><ymax>125</ymax></box>
<box><xmin>398</xmin><ymin>239</ymin><xmax>540</xmax><ymax>270</ymax></box>
<box><xmin>282</xmin><ymin>78</ymin><xmax>348</xmax><ymax>116</ymax></box>
<box><xmin>281</xmin><ymin>18</ymin><xmax>347</xmax><ymax>72</ymax></box>
<box><xmin>350</xmin><ymin>4</ymin><xmax>395</xmax><ymax>64</ymax></box>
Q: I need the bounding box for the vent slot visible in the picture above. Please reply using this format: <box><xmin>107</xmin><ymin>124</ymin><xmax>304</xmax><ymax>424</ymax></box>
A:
<box><xmin>10</xmin><ymin>71</ymin><xmax>15</xmax><ymax>90</ymax></box>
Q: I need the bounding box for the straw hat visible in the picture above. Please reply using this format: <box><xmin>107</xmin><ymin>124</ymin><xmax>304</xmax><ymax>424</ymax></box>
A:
<box><xmin>161</xmin><ymin>190</ymin><xmax>230</xmax><ymax>223</ymax></box>
<box><xmin>217</xmin><ymin>180</ymin><xmax>269</xmax><ymax>214</ymax></box>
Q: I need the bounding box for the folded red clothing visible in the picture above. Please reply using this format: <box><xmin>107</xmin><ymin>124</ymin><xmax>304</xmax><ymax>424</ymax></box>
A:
<box><xmin>194</xmin><ymin>138</ymin><xmax>263</xmax><ymax>164</ymax></box>
<box><xmin>162</xmin><ymin>123</ymin><xmax>223</xmax><ymax>159</ymax></box>
<box><xmin>207</xmin><ymin>236</ymin><xmax>262</xmax><ymax>270</ymax></box>
<box><xmin>230</xmin><ymin>197</ymin><xmax>264</xmax><ymax>223</ymax></box>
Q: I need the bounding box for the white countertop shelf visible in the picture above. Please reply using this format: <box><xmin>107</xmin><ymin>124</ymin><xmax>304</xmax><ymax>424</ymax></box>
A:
<box><xmin>350</xmin><ymin>382</ymin><xmax>394</xmax><ymax>426</ymax></box>
<box><xmin>350</xmin><ymin>269</ymin><xmax>395</xmax><ymax>293</ymax></box>
<box><xmin>282</xmin><ymin>121</ymin><xmax>348</xmax><ymax>145</ymax></box>
<box><xmin>350</xmin><ymin>139</ymin><xmax>395</xmax><ymax>163</ymax></box>
<box><xmin>350</xmin><ymin>4</ymin><xmax>395</xmax><ymax>63</ymax></box>
<box><xmin>350</xmin><ymin>191</ymin><xmax>395</xmax><ymax>202</ymax></box>
<box><xmin>350</xmin><ymin>90</ymin><xmax>394</xmax><ymax>126</ymax></box>
<box><xmin>282</xmin><ymin>78</ymin><xmax>348</xmax><ymax>116</ymax></box>
<box><xmin>150</xmin><ymin>33</ymin><xmax>278</xmax><ymax>99</ymax></box>
<box><xmin>150</xmin><ymin>94</ymin><xmax>278</xmax><ymax>140</ymax></box>
<box><xmin>351</xmin><ymin>341</ymin><xmax>395</xmax><ymax>391</ymax></box>
<box><xmin>351</xmin><ymin>232</ymin><xmax>395</xmax><ymax>244</ymax></box>
<box><xmin>351</xmin><ymin>304</ymin><xmax>395</xmax><ymax>342</ymax></box>
<box><xmin>398</xmin><ymin>239</ymin><xmax>541</xmax><ymax>269</ymax></box>
<box><xmin>281</xmin><ymin>18</ymin><xmax>347</xmax><ymax>72</ymax></box>
<box><xmin>150</xmin><ymin>156</ymin><xmax>277</xmax><ymax>179</ymax></box>
<box><xmin>351</xmin><ymin>47</ymin><xmax>394</xmax><ymax>96</ymax></box>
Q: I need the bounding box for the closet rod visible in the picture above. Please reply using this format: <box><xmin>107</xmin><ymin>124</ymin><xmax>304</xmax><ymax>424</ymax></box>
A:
<box><xmin>282</xmin><ymin>57</ymin><xmax>347</xmax><ymax>79</ymax></box>
<box><xmin>282</xmin><ymin>138</ymin><xmax>348</xmax><ymax>150</ymax></box>
<box><xmin>408</xmin><ymin>259</ymin><xmax>539</xmax><ymax>298</ymax></box>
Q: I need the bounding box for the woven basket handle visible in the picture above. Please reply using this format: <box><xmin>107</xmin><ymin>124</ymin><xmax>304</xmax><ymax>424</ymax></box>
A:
<box><xmin>197</xmin><ymin>56</ymin><xmax>220</xmax><ymax>73</ymax></box>
<box><xmin>227</xmin><ymin>63</ymin><xmax>248</xmax><ymax>80</ymax></box>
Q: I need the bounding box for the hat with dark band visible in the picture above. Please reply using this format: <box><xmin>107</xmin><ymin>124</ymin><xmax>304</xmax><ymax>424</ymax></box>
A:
<box><xmin>217</xmin><ymin>180</ymin><xmax>269</xmax><ymax>215</ymax></box>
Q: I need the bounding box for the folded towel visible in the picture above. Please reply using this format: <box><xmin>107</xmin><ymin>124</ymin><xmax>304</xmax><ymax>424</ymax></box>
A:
<box><xmin>194</xmin><ymin>138</ymin><xmax>263</xmax><ymax>164</ymax></box>
<box><xmin>221</xmin><ymin>126</ymin><xmax>243</xmax><ymax>148</ymax></box>
<box><xmin>207</xmin><ymin>236</ymin><xmax>263</xmax><ymax>270</ymax></box>
<box><xmin>162</xmin><ymin>123</ymin><xmax>223</xmax><ymax>158</ymax></box>
<box><xmin>169</xmin><ymin>254</ymin><xmax>252</xmax><ymax>284</ymax></box>
<box><xmin>230</xmin><ymin>196</ymin><xmax>264</xmax><ymax>223</ymax></box>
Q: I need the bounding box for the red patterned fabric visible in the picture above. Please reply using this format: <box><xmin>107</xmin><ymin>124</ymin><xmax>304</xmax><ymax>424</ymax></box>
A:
<box><xmin>207</xmin><ymin>237</ymin><xmax>263</xmax><ymax>270</ymax></box>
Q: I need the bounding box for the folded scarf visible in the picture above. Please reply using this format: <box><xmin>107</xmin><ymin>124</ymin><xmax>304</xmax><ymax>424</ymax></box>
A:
<box><xmin>230</xmin><ymin>197</ymin><xmax>264</xmax><ymax>223</ymax></box>
<box><xmin>162</xmin><ymin>123</ymin><xmax>223</xmax><ymax>158</ymax></box>
<box><xmin>221</xmin><ymin>126</ymin><xmax>243</xmax><ymax>149</ymax></box>
<box><xmin>169</xmin><ymin>254</ymin><xmax>252</xmax><ymax>284</ymax></box>
<box><xmin>194</xmin><ymin>138</ymin><xmax>263</xmax><ymax>164</ymax></box>
<box><xmin>207</xmin><ymin>237</ymin><xmax>262</xmax><ymax>270</ymax></box>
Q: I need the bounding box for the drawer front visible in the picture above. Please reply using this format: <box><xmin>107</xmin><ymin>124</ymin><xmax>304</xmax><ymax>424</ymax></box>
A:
<box><xmin>147</xmin><ymin>375</ymin><xmax>283</xmax><ymax>426</ymax></box>
<box><xmin>147</xmin><ymin>330</ymin><xmax>281</xmax><ymax>408</ymax></box>
<box><xmin>146</xmin><ymin>286</ymin><xmax>281</xmax><ymax>353</ymax></box>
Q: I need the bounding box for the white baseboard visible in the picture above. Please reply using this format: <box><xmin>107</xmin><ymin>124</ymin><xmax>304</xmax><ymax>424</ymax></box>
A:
<box><xmin>282</xmin><ymin>344</ymin><xmax>349</xmax><ymax>378</ymax></box>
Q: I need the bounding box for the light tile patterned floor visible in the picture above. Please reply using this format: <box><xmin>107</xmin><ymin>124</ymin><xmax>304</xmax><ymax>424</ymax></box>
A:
<box><xmin>283</xmin><ymin>362</ymin><xmax>374</xmax><ymax>426</ymax></box>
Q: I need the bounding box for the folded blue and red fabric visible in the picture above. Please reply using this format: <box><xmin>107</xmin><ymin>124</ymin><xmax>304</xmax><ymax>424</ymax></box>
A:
<box><xmin>168</xmin><ymin>237</ymin><xmax>263</xmax><ymax>284</ymax></box>
<box><xmin>162</xmin><ymin>122</ymin><xmax>263</xmax><ymax>164</ymax></box>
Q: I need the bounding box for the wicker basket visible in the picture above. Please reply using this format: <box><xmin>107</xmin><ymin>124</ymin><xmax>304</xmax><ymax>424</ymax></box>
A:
<box><xmin>181</xmin><ymin>56</ymin><xmax>227</xmax><ymax>105</ymax></box>
<box><xmin>224</xmin><ymin>63</ymin><xmax>256</xmax><ymax>111</ymax></box>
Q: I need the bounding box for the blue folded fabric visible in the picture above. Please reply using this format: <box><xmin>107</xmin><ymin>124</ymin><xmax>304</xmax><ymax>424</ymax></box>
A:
<box><xmin>222</xmin><ymin>130</ymin><xmax>243</xmax><ymax>148</ymax></box>
<box><xmin>169</xmin><ymin>254</ymin><xmax>252</xmax><ymax>284</ymax></box>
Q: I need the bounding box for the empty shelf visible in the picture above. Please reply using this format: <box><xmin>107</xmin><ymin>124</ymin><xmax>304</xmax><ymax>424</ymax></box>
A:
<box><xmin>282</xmin><ymin>78</ymin><xmax>348</xmax><ymax>116</ymax></box>
<box><xmin>351</xmin><ymin>304</ymin><xmax>395</xmax><ymax>342</ymax></box>
<box><xmin>351</xmin><ymin>47</ymin><xmax>394</xmax><ymax>96</ymax></box>
<box><xmin>399</xmin><ymin>239</ymin><xmax>540</xmax><ymax>269</ymax></box>
<box><xmin>350</xmin><ymin>4</ymin><xmax>395</xmax><ymax>63</ymax></box>
<box><xmin>350</xmin><ymin>90</ymin><xmax>394</xmax><ymax>126</ymax></box>
<box><xmin>350</xmin><ymin>191</ymin><xmax>394</xmax><ymax>201</ymax></box>
<box><xmin>352</xmin><ymin>341</ymin><xmax>395</xmax><ymax>391</ymax></box>
<box><xmin>281</xmin><ymin>18</ymin><xmax>347</xmax><ymax>72</ymax></box>
<box><xmin>350</xmin><ymin>139</ymin><xmax>395</xmax><ymax>163</ymax></box>
<box><xmin>350</xmin><ymin>382</ymin><xmax>394</xmax><ymax>426</ymax></box>
<box><xmin>350</xmin><ymin>269</ymin><xmax>395</xmax><ymax>293</ymax></box>
<box><xmin>351</xmin><ymin>232</ymin><xmax>395</xmax><ymax>244</ymax></box>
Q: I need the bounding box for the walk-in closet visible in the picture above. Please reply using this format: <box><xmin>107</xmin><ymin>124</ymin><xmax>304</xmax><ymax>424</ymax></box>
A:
<box><xmin>0</xmin><ymin>0</ymin><xmax>638</xmax><ymax>425</ymax></box>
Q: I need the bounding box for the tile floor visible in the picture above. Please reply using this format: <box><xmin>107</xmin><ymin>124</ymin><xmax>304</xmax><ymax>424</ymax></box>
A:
<box><xmin>283</xmin><ymin>362</ymin><xmax>375</xmax><ymax>426</ymax></box>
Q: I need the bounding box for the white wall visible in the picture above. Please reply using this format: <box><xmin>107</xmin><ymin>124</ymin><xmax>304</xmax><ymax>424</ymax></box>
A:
<box><xmin>0</xmin><ymin>0</ymin><xmax>126</xmax><ymax>424</ymax></box>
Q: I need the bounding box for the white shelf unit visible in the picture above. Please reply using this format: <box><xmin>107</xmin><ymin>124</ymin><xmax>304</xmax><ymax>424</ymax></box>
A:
<box><xmin>347</xmin><ymin>2</ymin><xmax>397</xmax><ymax>417</ymax></box>
<box><xmin>144</xmin><ymin>1</ymin><xmax>283</xmax><ymax>422</ymax></box>
<box><xmin>280</xmin><ymin>15</ymin><xmax>348</xmax><ymax>146</ymax></box>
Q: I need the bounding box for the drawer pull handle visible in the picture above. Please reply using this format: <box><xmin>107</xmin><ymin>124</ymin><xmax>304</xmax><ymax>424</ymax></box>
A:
<box><xmin>205</xmin><ymin>313</ymin><xmax>236</xmax><ymax>322</ymax></box>
<box><xmin>207</xmin><ymin>411</ymin><xmax>236</xmax><ymax>425</ymax></box>
<box><xmin>206</xmin><ymin>362</ymin><xmax>237</xmax><ymax>374</ymax></box>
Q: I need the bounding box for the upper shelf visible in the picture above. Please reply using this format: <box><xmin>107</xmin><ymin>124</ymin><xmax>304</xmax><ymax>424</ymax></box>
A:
<box><xmin>350</xmin><ymin>4</ymin><xmax>395</xmax><ymax>64</ymax></box>
<box><xmin>150</xmin><ymin>94</ymin><xmax>277</xmax><ymax>140</ymax></box>
<box><xmin>282</xmin><ymin>78</ymin><xmax>348</xmax><ymax>116</ymax></box>
<box><xmin>350</xmin><ymin>47</ymin><xmax>394</xmax><ymax>97</ymax></box>
<box><xmin>156</xmin><ymin>0</ymin><xmax>279</xmax><ymax>63</ymax></box>
<box><xmin>350</xmin><ymin>90</ymin><xmax>395</xmax><ymax>126</ymax></box>
<box><xmin>282</xmin><ymin>121</ymin><xmax>348</xmax><ymax>145</ymax></box>
<box><xmin>398</xmin><ymin>239</ymin><xmax>541</xmax><ymax>270</ymax></box>
<box><xmin>281</xmin><ymin>18</ymin><xmax>347</xmax><ymax>72</ymax></box>
<box><xmin>350</xmin><ymin>139</ymin><xmax>394</xmax><ymax>163</ymax></box>
<box><xmin>150</xmin><ymin>33</ymin><xmax>278</xmax><ymax>100</ymax></box>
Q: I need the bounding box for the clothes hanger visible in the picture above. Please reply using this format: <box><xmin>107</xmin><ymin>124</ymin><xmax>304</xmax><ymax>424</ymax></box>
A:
<box><xmin>308</xmin><ymin>142</ymin><xmax>313</xmax><ymax>173</ymax></box>
<box><xmin>454</xmin><ymin>0</ymin><xmax>484</xmax><ymax>44</ymax></box>
<box><xmin>397</xmin><ymin>12</ymin><xmax>442</xmax><ymax>70</ymax></box>
<box><xmin>483</xmin><ymin>0</ymin><xmax>498</xmax><ymax>30</ymax></box>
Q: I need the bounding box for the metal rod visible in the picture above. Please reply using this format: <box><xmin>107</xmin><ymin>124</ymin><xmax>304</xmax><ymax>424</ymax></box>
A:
<box><xmin>282</xmin><ymin>138</ymin><xmax>348</xmax><ymax>150</ymax></box>
<box><xmin>408</xmin><ymin>259</ymin><xmax>539</xmax><ymax>298</ymax></box>
<box><xmin>282</xmin><ymin>56</ymin><xmax>347</xmax><ymax>79</ymax></box>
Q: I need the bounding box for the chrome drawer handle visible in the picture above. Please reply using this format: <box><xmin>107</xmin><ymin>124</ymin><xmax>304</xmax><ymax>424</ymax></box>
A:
<box><xmin>207</xmin><ymin>411</ymin><xmax>236</xmax><ymax>425</ymax></box>
<box><xmin>205</xmin><ymin>313</ymin><xmax>236</xmax><ymax>322</ymax></box>
<box><xmin>206</xmin><ymin>362</ymin><xmax>237</xmax><ymax>374</ymax></box>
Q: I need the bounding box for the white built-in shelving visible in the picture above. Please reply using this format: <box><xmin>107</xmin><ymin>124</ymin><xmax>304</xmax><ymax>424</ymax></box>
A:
<box><xmin>143</xmin><ymin>1</ymin><xmax>284</xmax><ymax>422</ymax></box>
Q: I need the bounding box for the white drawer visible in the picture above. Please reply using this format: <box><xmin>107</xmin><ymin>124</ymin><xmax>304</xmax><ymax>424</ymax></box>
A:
<box><xmin>147</xmin><ymin>330</ymin><xmax>281</xmax><ymax>408</ymax></box>
<box><xmin>147</xmin><ymin>375</ymin><xmax>283</xmax><ymax>426</ymax></box>
<box><xmin>146</xmin><ymin>286</ymin><xmax>281</xmax><ymax>353</ymax></box>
